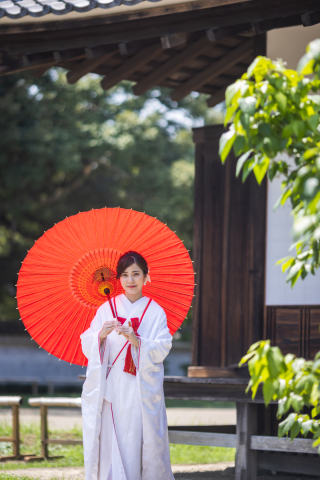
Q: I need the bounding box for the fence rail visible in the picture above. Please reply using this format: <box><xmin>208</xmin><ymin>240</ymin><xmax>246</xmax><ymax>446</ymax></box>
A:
<box><xmin>28</xmin><ymin>397</ymin><xmax>82</xmax><ymax>459</ymax></box>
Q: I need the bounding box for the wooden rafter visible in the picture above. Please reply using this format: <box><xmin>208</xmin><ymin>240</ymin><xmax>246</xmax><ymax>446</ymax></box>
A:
<box><xmin>161</xmin><ymin>33</ymin><xmax>187</xmax><ymax>49</ymax></box>
<box><xmin>66</xmin><ymin>47</ymin><xmax>117</xmax><ymax>84</ymax></box>
<box><xmin>100</xmin><ymin>43</ymin><xmax>163</xmax><ymax>91</ymax></box>
<box><xmin>207</xmin><ymin>87</ymin><xmax>227</xmax><ymax>107</ymax></box>
<box><xmin>53</xmin><ymin>49</ymin><xmax>85</xmax><ymax>63</ymax></box>
<box><xmin>171</xmin><ymin>38</ymin><xmax>254</xmax><ymax>101</ymax></box>
<box><xmin>302</xmin><ymin>9</ymin><xmax>320</xmax><ymax>26</ymax></box>
<box><xmin>132</xmin><ymin>36</ymin><xmax>212</xmax><ymax>97</ymax></box>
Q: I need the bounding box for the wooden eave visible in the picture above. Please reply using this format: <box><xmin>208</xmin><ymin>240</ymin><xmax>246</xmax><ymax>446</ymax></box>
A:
<box><xmin>0</xmin><ymin>0</ymin><xmax>319</xmax><ymax>106</ymax></box>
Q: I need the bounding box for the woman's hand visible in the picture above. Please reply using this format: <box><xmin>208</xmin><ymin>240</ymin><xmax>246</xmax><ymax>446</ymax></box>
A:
<box><xmin>117</xmin><ymin>325</ymin><xmax>140</xmax><ymax>348</ymax></box>
<box><xmin>100</xmin><ymin>320</ymin><xmax>122</xmax><ymax>342</ymax></box>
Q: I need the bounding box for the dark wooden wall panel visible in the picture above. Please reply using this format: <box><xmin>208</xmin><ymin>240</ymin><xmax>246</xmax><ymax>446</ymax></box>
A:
<box><xmin>275</xmin><ymin>308</ymin><xmax>301</xmax><ymax>357</ymax></box>
<box><xmin>192</xmin><ymin>124</ymin><xmax>267</xmax><ymax>368</ymax></box>
<box><xmin>266</xmin><ymin>306</ymin><xmax>320</xmax><ymax>359</ymax></box>
<box><xmin>309</xmin><ymin>309</ymin><xmax>320</xmax><ymax>359</ymax></box>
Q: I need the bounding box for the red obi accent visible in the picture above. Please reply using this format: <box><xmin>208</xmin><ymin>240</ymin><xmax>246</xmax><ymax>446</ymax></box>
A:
<box><xmin>123</xmin><ymin>318</ymin><xmax>139</xmax><ymax>376</ymax></box>
<box><xmin>112</xmin><ymin>297</ymin><xmax>152</xmax><ymax>377</ymax></box>
<box><xmin>124</xmin><ymin>344</ymin><xmax>137</xmax><ymax>376</ymax></box>
<box><xmin>117</xmin><ymin>317</ymin><xmax>126</xmax><ymax>326</ymax></box>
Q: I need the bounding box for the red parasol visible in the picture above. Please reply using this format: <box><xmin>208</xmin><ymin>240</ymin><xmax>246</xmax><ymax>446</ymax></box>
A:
<box><xmin>17</xmin><ymin>208</ymin><xmax>194</xmax><ymax>366</ymax></box>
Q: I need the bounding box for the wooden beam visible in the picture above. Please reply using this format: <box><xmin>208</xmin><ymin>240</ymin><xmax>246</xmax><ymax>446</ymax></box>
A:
<box><xmin>0</xmin><ymin>59</ymin><xmax>57</xmax><ymax>77</ymax></box>
<box><xmin>171</xmin><ymin>38</ymin><xmax>254</xmax><ymax>101</ymax></box>
<box><xmin>161</xmin><ymin>33</ymin><xmax>187</xmax><ymax>49</ymax></box>
<box><xmin>2</xmin><ymin>0</ymin><xmax>319</xmax><ymax>55</ymax></box>
<box><xmin>22</xmin><ymin>52</ymin><xmax>54</xmax><ymax>68</ymax></box>
<box><xmin>67</xmin><ymin>48</ymin><xmax>117</xmax><ymax>84</ymax></box>
<box><xmin>168</xmin><ymin>430</ymin><xmax>237</xmax><ymax>448</ymax></box>
<box><xmin>207</xmin><ymin>87</ymin><xmax>227</xmax><ymax>107</ymax></box>
<box><xmin>53</xmin><ymin>48</ymin><xmax>85</xmax><ymax>63</ymax></box>
<box><xmin>206</xmin><ymin>23</ymin><xmax>251</xmax><ymax>41</ymax></box>
<box><xmin>100</xmin><ymin>43</ymin><xmax>163</xmax><ymax>91</ymax></box>
<box><xmin>85</xmin><ymin>45</ymin><xmax>118</xmax><ymax>60</ymax></box>
<box><xmin>32</xmin><ymin>66</ymin><xmax>53</xmax><ymax>78</ymax></box>
<box><xmin>301</xmin><ymin>10</ymin><xmax>320</xmax><ymax>26</ymax></box>
<box><xmin>118</xmin><ymin>41</ymin><xmax>143</xmax><ymax>56</ymax></box>
<box><xmin>132</xmin><ymin>36</ymin><xmax>211</xmax><ymax>96</ymax></box>
<box><xmin>251</xmin><ymin>14</ymin><xmax>301</xmax><ymax>34</ymax></box>
<box><xmin>251</xmin><ymin>435</ymin><xmax>317</xmax><ymax>454</ymax></box>
<box><xmin>257</xmin><ymin>452</ymin><xmax>320</xmax><ymax>477</ymax></box>
<box><xmin>235</xmin><ymin>403</ymin><xmax>257</xmax><ymax>480</ymax></box>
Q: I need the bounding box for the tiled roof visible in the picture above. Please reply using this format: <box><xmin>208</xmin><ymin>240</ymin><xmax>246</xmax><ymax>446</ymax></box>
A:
<box><xmin>0</xmin><ymin>0</ymin><xmax>160</xmax><ymax>20</ymax></box>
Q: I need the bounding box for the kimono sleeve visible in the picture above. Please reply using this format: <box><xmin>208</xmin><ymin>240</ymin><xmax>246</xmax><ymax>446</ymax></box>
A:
<box><xmin>134</xmin><ymin>307</ymin><xmax>172</xmax><ymax>371</ymax></box>
<box><xmin>80</xmin><ymin>306</ymin><xmax>106</xmax><ymax>363</ymax></box>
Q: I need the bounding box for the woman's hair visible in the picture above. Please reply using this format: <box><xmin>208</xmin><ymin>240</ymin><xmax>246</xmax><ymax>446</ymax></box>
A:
<box><xmin>116</xmin><ymin>251</ymin><xmax>148</xmax><ymax>279</ymax></box>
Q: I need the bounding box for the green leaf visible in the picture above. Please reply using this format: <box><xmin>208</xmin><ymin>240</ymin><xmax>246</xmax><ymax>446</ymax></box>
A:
<box><xmin>278</xmin><ymin>397</ymin><xmax>290</xmax><ymax>417</ymax></box>
<box><xmin>233</xmin><ymin>135</ymin><xmax>246</xmax><ymax>156</ymax></box>
<box><xmin>236</xmin><ymin>150</ymin><xmax>253</xmax><ymax>177</ymax></box>
<box><xmin>303</xmin><ymin>148</ymin><xmax>319</xmax><ymax>160</ymax></box>
<box><xmin>248</xmin><ymin>340</ymin><xmax>264</xmax><ymax>353</ymax></box>
<box><xmin>281</xmin><ymin>257</ymin><xmax>295</xmax><ymax>273</ymax></box>
<box><xmin>307</xmin><ymin>114</ymin><xmax>320</xmax><ymax>132</ymax></box>
<box><xmin>224</xmin><ymin>104</ymin><xmax>238</xmax><ymax>126</ymax></box>
<box><xmin>292</xmin><ymin>120</ymin><xmax>306</xmax><ymax>139</ymax></box>
<box><xmin>239</xmin><ymin>351</ymin><xmax>255</xmax><ymax>365</ymax></box>
<box><xmin>311</xmin><ymin>382</ymin><xmax>320</xmax><ymax>405</ymax></box>
<box><xmin>219</xmin><ymin>128</ymin><xmax>236</xmax><ymax>163</ymax></box>
<box><xmin>301</xmin><ymin>419</ymin><xmax>313</xmax><ymax>436</ymax></box>
<box><xmin>286</xmin><ymin>261</ymin><xmax>304</xmax><ymax>282</ymax></box>
<box><xmin>263</xmin><ymin>378</ymin><xmax>275</xmax><ymax>405</ymax></box>
<box><xmin>242</xmin><ymin>157</ymin><xmax>255</xmax><ymax>182</ymax></box>
<box><xmin>225</xmin><ymin>81</ymin><xmax>242</xmax><ymax>107</ymax></box>
<box><xmin>267</xmin><ymin>347</ymin><xmax>284</xmax><ymax>379</ymax></box>
<box><xmin>312</xmin><ymin>406</ymin><xmax>320</xmax><ymax>418</ymax></box>
<box><xmin>275</xmin><ymin>92</ymin><xmax>287</xmax><ymax>115</ymax></box>
<box><xmin>291</xmin><ymin>394</ymin><xmax>304</xmax><ymax>412</ymax></box>
<box><xmin>238</xmin><ymin>96</ymin><xmax>257</xmax><ymax>115</ymax></box>
<box><xmin>278</xmin><ymin>413</ymin><xmax>297</xmax><ymax>437</ymax></box>
<box><xmin>290</xmin><ymin>420</ymin><xmax>301</xmax><ymax>441</ymax></box>
<box><xmin>253</xmin><ymin>156</ymin><xmax>270</xmax><ymax>184</ymax></box>
<box><xmin>280</xmin><ymin>188</ymin><xmax>292</xmax><ymax>206</ymax></box>
<box><xmin>307</xmin><ymin>39</ymin><xmax>320</xmax><ymax>61</ymax></box>
<box><xmin>297</xmin><ymin>54</ymin><xmax>314</xmax><ymax>75</ymax></box>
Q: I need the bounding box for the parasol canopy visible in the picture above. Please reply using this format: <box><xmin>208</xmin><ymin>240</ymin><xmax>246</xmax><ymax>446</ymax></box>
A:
<box><xmin>17</xmin><ymin>208</ymin><xmax>194</xmax><ymax>366</ymax></box>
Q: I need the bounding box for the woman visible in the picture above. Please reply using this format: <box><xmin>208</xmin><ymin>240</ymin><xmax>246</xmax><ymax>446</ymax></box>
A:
<box><xmin>80</xmin><ymin>251</ymin><xmax>174</xmax><ymax>480</ymax></box>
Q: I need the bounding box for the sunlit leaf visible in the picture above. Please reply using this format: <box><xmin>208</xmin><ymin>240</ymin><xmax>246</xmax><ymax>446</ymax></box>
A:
<box><xmin>219</xmin><ymin>128</ymin><xmax>236</xmax><ymax>163</ymax></box>
<box><xmin>236</xmin><ymin>150</ymin><xmax>253</xmax><ymax>177</ymax></box>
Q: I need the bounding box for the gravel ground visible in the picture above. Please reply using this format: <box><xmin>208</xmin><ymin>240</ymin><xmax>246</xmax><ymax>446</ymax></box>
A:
<box><xmin>0</xmin><ymin>463</ymin><xmax>313</xmax><ymax>480</ymax></box>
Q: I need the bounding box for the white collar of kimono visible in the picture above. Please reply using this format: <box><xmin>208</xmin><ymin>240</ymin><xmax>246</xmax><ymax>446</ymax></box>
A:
<box><xmin>119</xmin><ymin>293</ymin><xmax>149</xmax><ymax>319</ymax></box>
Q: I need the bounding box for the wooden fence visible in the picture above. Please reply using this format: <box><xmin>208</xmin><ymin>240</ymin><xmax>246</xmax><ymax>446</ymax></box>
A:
<box><xmin>1</xmin><ymin>393</ymin><xmax>320</xmax><ymax>478</ymax></box>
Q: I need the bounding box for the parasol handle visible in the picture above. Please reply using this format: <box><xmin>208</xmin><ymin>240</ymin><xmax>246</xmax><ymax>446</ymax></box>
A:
<box><xmin>104</xmin><ymin>288</ymin><xmax>116</xmax><ymax>318</ymax></box>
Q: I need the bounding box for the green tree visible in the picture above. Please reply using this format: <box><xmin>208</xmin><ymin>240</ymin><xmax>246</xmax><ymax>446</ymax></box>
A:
<box><xmin>0</xmin><ymin>70</ymin><xmax>222</xmax><ymax>323</ymax></box>
<box><xmin>219</xmin><ymin>39</ymin><xmax>320</xmax><ymax>286</ymax></box>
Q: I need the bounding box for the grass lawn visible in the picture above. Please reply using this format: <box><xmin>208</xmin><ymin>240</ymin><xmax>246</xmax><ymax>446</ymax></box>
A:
<box><xmin>0</xmin><ymin>421</ymin><xmax>235</xmax><ymax>471</ymax></box>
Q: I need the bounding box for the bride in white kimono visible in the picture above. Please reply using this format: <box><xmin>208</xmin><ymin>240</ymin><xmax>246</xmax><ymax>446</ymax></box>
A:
<box><xmin>80</xmin><ymin>251</ymin><xmax>174</xmax><ymax>480</ymax></box>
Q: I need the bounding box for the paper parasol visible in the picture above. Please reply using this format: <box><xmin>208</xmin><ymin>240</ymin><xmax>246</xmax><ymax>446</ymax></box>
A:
<box><xmin>17</xmin><ymin>208</ymin><xmax>194</xmax><ymax>366</ymax></box>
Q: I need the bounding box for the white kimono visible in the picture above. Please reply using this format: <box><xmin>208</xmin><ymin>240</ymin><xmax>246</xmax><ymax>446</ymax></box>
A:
<box><xmin>80</xmin><ymin>294</ymin><xmax>174</xmax><ymax>480</ymax></box>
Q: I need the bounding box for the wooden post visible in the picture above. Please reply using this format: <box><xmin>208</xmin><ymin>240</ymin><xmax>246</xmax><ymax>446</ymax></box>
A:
<box><xmin>11</xmin><ymin>405</ymin><xmax>20</xmax><ymax>459</ymax></box>
<box><xmin>40</xmin><ymin>405</ymin><xmax>49</xmax><ymax>458</ymax></box>
<box><xmin>235</xmin><ymin>403</ymin><xmax>257</xmax><ymax>480</ymax></box>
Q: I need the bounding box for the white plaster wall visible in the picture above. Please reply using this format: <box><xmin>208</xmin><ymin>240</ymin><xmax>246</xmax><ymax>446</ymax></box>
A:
<box><xmin>267</xmin><ymin>24</ymin><xmax>320</xmax><ymax>70</ymax></box>
<box><xmin>265</xmin><ymin>175</ymin><xmax>320</xmax><ymax>305</ymax></box>
<box><xmin>265</xmin><ymin>26</ymin><xmax>320</xmax><ymax>306</ymax></box>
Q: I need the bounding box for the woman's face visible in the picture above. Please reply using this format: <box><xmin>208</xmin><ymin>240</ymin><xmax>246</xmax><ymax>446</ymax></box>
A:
<box><xmin>120</xmin><ymin>262</ymin><xmax>146</xmax><ymax>301</ymax></box>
